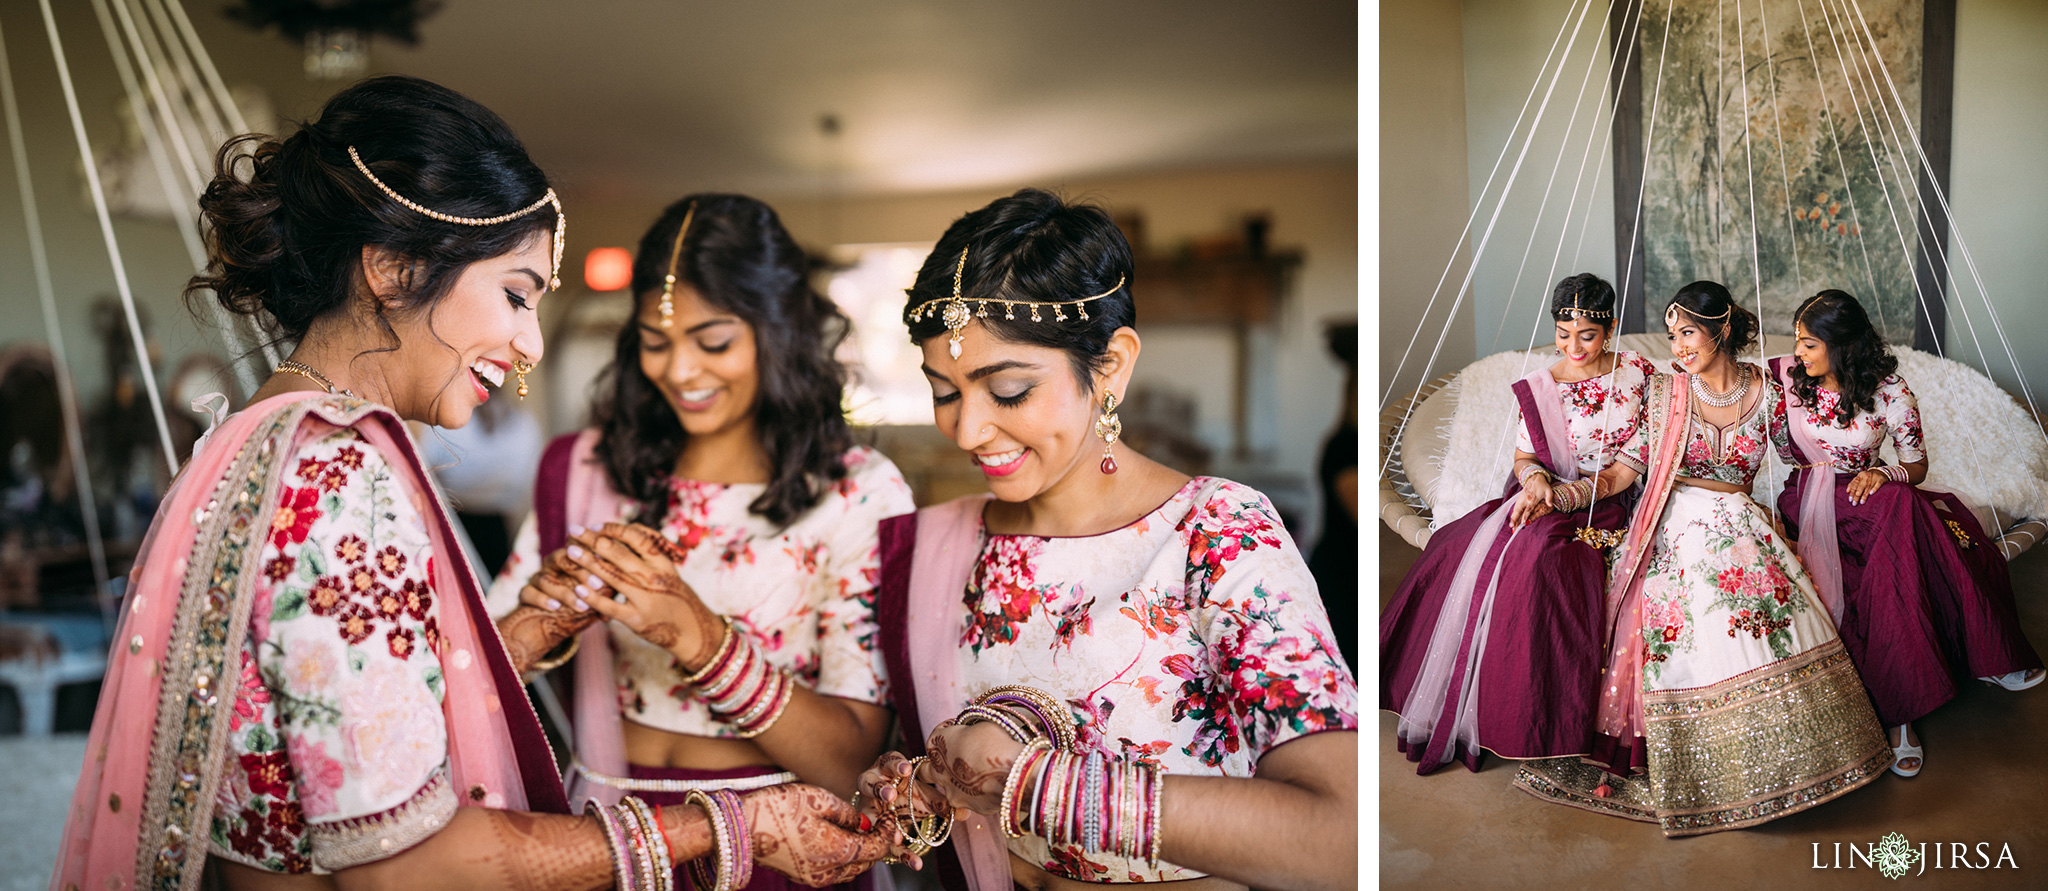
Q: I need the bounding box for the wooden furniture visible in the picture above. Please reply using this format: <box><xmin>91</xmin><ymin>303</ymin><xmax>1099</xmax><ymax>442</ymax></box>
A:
<box><xmin>1130</xmin><ymin>250</ymin><xmax>1300</xmax><ymax>459</ymax></box>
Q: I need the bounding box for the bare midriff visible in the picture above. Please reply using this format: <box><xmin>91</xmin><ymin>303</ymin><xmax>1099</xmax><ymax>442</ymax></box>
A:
<box><xmin>623</xmin><ymin>718</ymin><xmax>779</xmax><ymax>770</ymax></box>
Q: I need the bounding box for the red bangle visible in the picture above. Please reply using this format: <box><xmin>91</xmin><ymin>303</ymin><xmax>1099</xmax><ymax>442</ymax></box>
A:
<box><xmin>651</xmin><ymin>803</ymin><xmax>670</xmax><ymax>851</ymax></box>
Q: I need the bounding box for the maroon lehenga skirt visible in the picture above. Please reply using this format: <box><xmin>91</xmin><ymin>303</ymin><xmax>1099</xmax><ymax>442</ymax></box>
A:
<box><xmin>1380</xmin><ymin>483</ymin><xmax>1633</xmax><ymax>773</ymax></box>
<box><xmin>624</xmin><ymin>764</ymin><xmax>873</xmax><ymax>891</ymax></box>
<box><xmin>1778</xmin><ymin>472</ymin><xmax>2043</xmax><ymax>727</ymax></box>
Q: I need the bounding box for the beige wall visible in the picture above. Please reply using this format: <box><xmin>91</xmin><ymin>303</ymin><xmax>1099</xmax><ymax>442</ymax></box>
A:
<box><xmin>1949</xmin><ymin>0</ymin><xmax>2048</xmax><ymax>399</ymax></box>
<box><xmin>1379</xmin><ymin>0</ymin><xmax>1474</xmax><ymax>402</ymax></box>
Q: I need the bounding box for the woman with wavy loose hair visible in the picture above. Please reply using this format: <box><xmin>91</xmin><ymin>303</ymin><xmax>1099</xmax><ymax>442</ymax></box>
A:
<box><xmin>491</xmin><ymin>194</ymin><xmax>914</xmax><ymax>891</ymax></box>
<box><xmin>1773</xmin><ymin>289</ymin><xmax>2042</xmax><ymax>779</ymax></box>
<box><xmin>54</xmin><ymin>76</ymin><xmax>886</xmax><ymax>891</ymax></box>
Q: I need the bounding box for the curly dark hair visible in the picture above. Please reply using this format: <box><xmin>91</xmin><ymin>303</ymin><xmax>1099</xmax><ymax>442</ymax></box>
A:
<box><xmin>187</xmin><ymin>75</ymin><xmax>557</xmax><ymax>348</ymax></box>
<box><xmin>591</xmin><ymin>195</ymin><xmax>852</xmax><ymax>528</ymax></box>
<box><xmin>1667</xmin><ymin>280</ymin><xmax>1760</xmax><ymax>359</ymax></box>
<box><xmin>902</xmin><ymin>189</ymin><xmax>1135</xmax><ymax>388</ymax></box>
<box><xmin>1550</xmin><ymin>272</ymin><xmax>1617</xmax><ymax>328</ymax></box>
<box><xmin>1789</xmin><ymin>289</ymin><xmax>1897</xmax><ymax>426</ymax></box>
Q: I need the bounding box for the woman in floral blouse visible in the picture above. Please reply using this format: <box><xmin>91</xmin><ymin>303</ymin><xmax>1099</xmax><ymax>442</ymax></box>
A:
<box><xmin>491</xmin><ymin>194</ymin><xmax>915</xmax><ymax>891</ymax></box>
<box><xmin>1771</xmin><ymin>289</ymin><xmax>2043</xmax><ymax>776</ymax></box>
<box><xmin>52</xmin><ymin>79</ymin><xmax>885</xmax><ymax>890</ymax></box>
<box><xmin>1382</xmin><ymin>273</ymin><xmax>1655</xmax><ymax>775</ymax></box>
<box><xmin>1515</xmin><ymin>281</ymin><xmax>1890</xmax><ymax>836</ymax></box>
<box><xmin>857</xmin><ymin>190</ymin><xmax>1357</xmax><ymax>891</ymax></box>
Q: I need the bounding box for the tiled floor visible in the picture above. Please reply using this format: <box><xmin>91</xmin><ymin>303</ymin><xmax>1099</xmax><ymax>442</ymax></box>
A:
<box><xmin>0</xmin><ymin>733</ymin><xmax>85</xmax><ymax>889</ymax></box>
<box><xmin>1378</xmin><ymin>525</ymin><xmax>2048</xmax><ymax>889</ymax></box>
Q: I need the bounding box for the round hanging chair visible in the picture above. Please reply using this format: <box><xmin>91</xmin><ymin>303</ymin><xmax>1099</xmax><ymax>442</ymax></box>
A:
<box><xmin>1380</xmin><ymin>333</ymin><xmax>2048</xmax><ymax>561</ymax></box>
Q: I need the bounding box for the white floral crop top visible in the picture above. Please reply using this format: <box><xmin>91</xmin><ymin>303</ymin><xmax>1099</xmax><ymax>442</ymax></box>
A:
<box><xmin>488</xmin><ymin>446</ymin><xmax>914</xmax><ymax>737</ymax></box>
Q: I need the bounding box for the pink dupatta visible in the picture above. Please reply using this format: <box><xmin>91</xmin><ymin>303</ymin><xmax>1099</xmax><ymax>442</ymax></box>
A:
<box><xmin>874</xmin><ymin>495</ymin><xmax>1011</xmax><ymax>891</ymax></box>
<box><xmin>1771</xmin><ymin>358</ymin><xmax>1848</xmax><ymax>622</ymax></box>
<box><xmin>1393</xmin><ymin>366</ymin><xmax>1585</xmax><ymax>769</ymax></box>
<box><xmin>50</xmin><ymin>394</ymin><xmax>565</xmax><ymax>891</ymax></box>
<box><xmin>1591</xmin><ymin>373</ymin><xmax>1692</xmax><ymax>769</ymax></box>
<box><xmin>531</xmin><ymin>429</ymin><xmax>635</xmax><ymax>809</ymax></box>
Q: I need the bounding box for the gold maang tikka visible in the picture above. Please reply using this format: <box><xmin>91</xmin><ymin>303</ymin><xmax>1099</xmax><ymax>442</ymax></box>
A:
<box><xmin>349</xmin><ymin>146</ymin><xmax>565</xmax><ymax>290</ymax></box>
<box><xmin>904</xmin><ymin>246</ymin><xmax>1127</xmax><ymax>360</ymax></box>
<box><xmin>658</xmin><ymin>201</ymin><xmax>698</xmax><ymax>327</ymax></box>
<box><xmin>1567</xmin><ymin>289</ymin><xmax>1611</xmax><ymax>320</ymax></box>
<box><xmin>1664</xmin><ymin>302</ymin><xmax>1732</xmax><ymax>327</ymax></box>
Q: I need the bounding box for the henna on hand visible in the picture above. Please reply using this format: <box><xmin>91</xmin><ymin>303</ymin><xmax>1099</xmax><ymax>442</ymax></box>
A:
<box><xmin>743</xmin><ymin>784</ymin><xmax>891</xmax><ymax>886</ymax></box>
<box><xmin>497</xmin><ymin>604</ymin><xmax>599</xmax><ymax>676</ymax></box>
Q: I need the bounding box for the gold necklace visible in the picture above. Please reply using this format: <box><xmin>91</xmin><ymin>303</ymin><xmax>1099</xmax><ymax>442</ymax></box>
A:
<box><xmin>275</xmin><ymin>360</ymin><xmax>358</xmax><ymax>398</ymax></box>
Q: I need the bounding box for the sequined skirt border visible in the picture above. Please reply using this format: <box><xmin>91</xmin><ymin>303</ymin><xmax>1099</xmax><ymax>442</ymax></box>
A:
<box><xmin>1513</xmin><ymin>640</ymin><xmax>1891</xmax><ymax>837</ymax></box>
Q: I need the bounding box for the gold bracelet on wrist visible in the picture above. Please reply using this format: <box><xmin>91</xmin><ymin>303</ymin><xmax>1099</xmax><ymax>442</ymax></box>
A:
<box><xmin>527</xmin><ymin>634</ymin><xmax>581</xmax><ymax>675</ymax></box>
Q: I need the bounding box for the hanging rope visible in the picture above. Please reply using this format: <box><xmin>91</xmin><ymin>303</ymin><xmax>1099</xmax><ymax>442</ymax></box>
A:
<box><xmin>0</xmin><ymin>16</ymin><xmax>113</xmax><ymax>607</ymax></box>
<box><xmin>1842</xmin><ymin>0</ymin><xmax>2045</xmax><ymax>435</ymax></box>
<box><xmin>1791</xmin><ymin>0</ymin><xmax>1885</xmax><ymax>329</ymax></box>
<box><xmin>1755</xmin><ymin>0</ymin><xmax>1805</xmax><ymax>295</ymax></box>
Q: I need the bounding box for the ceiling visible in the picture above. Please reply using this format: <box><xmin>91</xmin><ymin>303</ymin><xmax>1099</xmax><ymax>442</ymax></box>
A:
<box><xmin>223</xmin><ymin>0</ymin><xmax>1358</xmax><ymax>202</ymax></box>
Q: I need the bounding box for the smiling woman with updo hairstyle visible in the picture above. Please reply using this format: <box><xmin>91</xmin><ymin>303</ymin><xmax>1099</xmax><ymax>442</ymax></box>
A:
<box><xmin>487</xmin><ymin>193</ymin><xmax>917</xmax><ymax>891</ymax></box>
<box><xmin>1382</xmin><ymin>272</ymin><xmax>1658</xmax><ymax>777</ymax></box>
<box><xmin>1771</xmin><ymin>289</ymin><xmax>2043</xmax><ymax>778</ymax></box>
<box><xmin>1516</xmin><ymin>280</ymin><xmax>1890</xmax><ymax>837</ymax></box>
<box><xmin>50</xmin><ymin>77</ymin><xmax>887</xmax><ymax>891</ymax></box>
<box><xmin>854</xmin><ymin>189</ymin><xmax>1357</xmax><ymax>891</ymax></box>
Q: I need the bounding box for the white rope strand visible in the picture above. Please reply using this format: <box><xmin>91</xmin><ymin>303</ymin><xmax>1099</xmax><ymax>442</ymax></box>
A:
<box><xmin>1756</xmin><ymin>0</ymin><xmax>1805</xmax><ymax>294</ymax></box>
<box><xmin>0</xmin><ymin>16</ymin><xmax>112</xmax><ymax>603</ymax></box>
<box><xmin>1618</xmin><ymin>0</ymin><xmax>1682</xmax><ymax>318</ymax></box>
<box><xmin>1734</xmin><ymin>0</ymin><xmax>1766</xmax><ymax>327</ymax></box>
<box><xmin>1792</xmin><ymin>0</ymin><xmax>1885</xmax><ymax>330</ymax></box>
<box><xmin>1379</xmin><ymin>0</ymin><xmax>1594</xmax><ymax>413</ymax></box>
<box><xmin>1842</xmin><ymin>0</ymin><xmax>2044</xmax><ymax>430</ymax></box>
<box><xmin>1381</xmin><ymin>0</ymin><xmax>1601</xmax><ymax>477</ymax></box>
<box><xmin>161</xmin><ymin>0</ymin><xmax>251</xmax><ymax>135</ymax></box>
<box><xmin>38</xmin><ymin>0</ymin><xmax>177</xmax><ymax>475</ymax></box>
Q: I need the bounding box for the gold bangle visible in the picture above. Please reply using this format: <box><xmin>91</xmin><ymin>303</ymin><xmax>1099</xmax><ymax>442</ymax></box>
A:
<box><xmin>527</xmin><ymin>633</ymin><xmax>580</xmax><ymax>675</ymax></box>
<box><xmin>680</xmin><ymin>618</ymin><xmax>738</xmax><ymax>685</ymax></box>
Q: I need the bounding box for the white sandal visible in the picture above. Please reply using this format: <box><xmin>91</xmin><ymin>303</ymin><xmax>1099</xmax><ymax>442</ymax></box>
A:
<box><xmin>1889</xmin><ymin>724</ymin><xmax>1923</xmax><ymax>778</ymax></box>
<box><xmin>1980</xmin><ymin>668</ymin><xmax>2047</xmax><ymax>691</ymax></box>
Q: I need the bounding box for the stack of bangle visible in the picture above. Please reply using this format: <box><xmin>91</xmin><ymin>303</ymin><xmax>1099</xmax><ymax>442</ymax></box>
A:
<box><xmin>586</xmin><ymin>796</ymin><xmax>676</xmax><ymax>891</ymax></box>
<box><xmin>1550</xmin><ymin>478</ymin><xmax>1596</xmax><ymax>511</ymax></box>
<box><xmin>684</xmin><ymin>620</ymin><xmax>793</xmax><ymax>738</ymax></box>
<box><xmin>683</xmin><ymin>789</ymin><xmax>752</xmax><ymax>891</ymax></box>
<box><xmin>999</xmin><ymin>744</ymin><xmax>1162</xmax><ymax>864</ymax></box>
<box><xmin>973</xmin><ymin>685</ymin><xmax>1079</xmax><ymax>751</ymax></box>
<box><xmin>893</xmin><ymin>757</ymin><xmax>953</xmax><ymax>857</ymax></box>
<box><xmin>1517</xmin><ymin>464</ymin><xmax>1552</xmax><ymax>487</ymax></box>
<box><xmin>1876</xmin><ymin>464</ymin><xmax>1909</xmax><ymax>483</ymax></box>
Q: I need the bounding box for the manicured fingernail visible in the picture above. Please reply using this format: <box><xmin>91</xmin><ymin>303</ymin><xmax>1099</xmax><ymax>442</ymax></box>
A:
<box><xmin>573</xmin><ymin>597</ymin><xmax>589</xmax><ymax>611</ymax></box>
<box><xmin>567</xmin><ymin>545</ymin><xmax>585</xmax><ymax>558</ymax></box>
<box><xmin>544</xmin><ymin>598</ymin><xmax>560</xmax><ymax>610</ymax></box>
<box><xmin>569</xmin><ymin>524</ymin><xmax>585</xmax><ymax>534</ymax></box>
<box><xmin>859</xmin><ymin>814</ymin><xmax>872</xmax><ymax>831</ymax></box>
<box><xmin>587</xmin><ymin>574</ymin><xmax>603</xmax><ymax>589</ymax></box>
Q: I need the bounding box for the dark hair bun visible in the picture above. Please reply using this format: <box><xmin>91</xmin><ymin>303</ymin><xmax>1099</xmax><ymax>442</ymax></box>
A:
<box><xmin>188</xmin><ymin>75</ymin><xmax>556</xmax><ymax>343</ymax></box>
<box><xmin>904</xmin><ymin>189</ymin><xmax>1135</xmax><ymax>385</ymax></box>
<box><xmin>1550</xmin><ymin>272</ymin><xmax>1617</xmax><ymax>326</ymax></box>
<box><xmin>1668</xmin><ymin>280</ymin><xmax>1759</xmax><ymax>357</ymax></box>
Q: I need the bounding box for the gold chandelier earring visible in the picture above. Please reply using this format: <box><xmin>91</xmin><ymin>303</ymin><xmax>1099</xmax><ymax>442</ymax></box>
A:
<box><xmin>513</xmin><ymin>360</ymin><xmax>535</xmax><ymax>399</ymax></box>
<box><xmin>1094</xmin><ymin>390</ymin><xmax>1123</xmax><ymax>475</ymax></box>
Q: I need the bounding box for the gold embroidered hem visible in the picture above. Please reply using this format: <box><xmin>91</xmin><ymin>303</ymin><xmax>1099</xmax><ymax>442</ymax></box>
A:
<box><xmin>1513</xmin><ymin>640</ymin><xmax>1889</xmax><ymax>837</ymax></box>
<box><xmin>309</xmin><ymin>766</ymin><xmax>458</xmax><ymax>870</ymax></box>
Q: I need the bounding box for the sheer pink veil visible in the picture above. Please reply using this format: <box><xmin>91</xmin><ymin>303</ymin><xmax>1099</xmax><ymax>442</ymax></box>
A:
<box><xmin>50</xmin><ymin>394</ymin><xmax>564</xmax><ymax>891</ymax></box>
<box><xmin>550</xmin><ymin>430</ymin><xmax>634</xmax><ymax>809</ymax></box>
<box><xmin>1394</xmin><ymin>367</ymin><xmax>1579</xmax><ymax>770</ymax></box>
<box><xmin>904</xmin><ymin>495</ymin><xmax>1012</xmax><ymax>891</ymax></box>
<box><xmin>1773</xmin><ymin>359</ymin><xmax>1847</xmax><ymax>621</ymax></box>
<box><xmin>1592</xmin><ymin>374</ymin><xmax>1690</xmax><ymax>759</ymax></box>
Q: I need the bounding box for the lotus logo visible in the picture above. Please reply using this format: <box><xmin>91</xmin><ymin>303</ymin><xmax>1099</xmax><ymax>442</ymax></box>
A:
<box><xmin>1873</xmin><ymin>833</ymin><xmax>1921</xmax><ymax>880</ymax></box>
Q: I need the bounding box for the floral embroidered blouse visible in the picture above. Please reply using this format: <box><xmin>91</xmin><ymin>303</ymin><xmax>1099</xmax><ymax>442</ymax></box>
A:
<box><xmin>488</xmin><ymin>446</ymin><xmax>914</xmax><ymax>737</ymax></box>
<box><xmin>1619</xmin><ymin>366</ymin><xmax>1791</xmax><ymax>487</ymax></box>
<box><xmin>958</xmin><ymin>477</ymin><xmax>1358</xmax><ymax>882</ymax></box>
<box><xmin>1513</xmin><ymin>351</ymin><xmax>1659</xmax><ymax>475</ymax></box>
<box><xmin>211</xmin><ymin>427</ymin><xmax>454</xmax><ymax>874</ymax></box>
<box><xmin>1778</xmin><ymin>374</ymin><xmax>1926</xmax><ymax>470</ymax></box>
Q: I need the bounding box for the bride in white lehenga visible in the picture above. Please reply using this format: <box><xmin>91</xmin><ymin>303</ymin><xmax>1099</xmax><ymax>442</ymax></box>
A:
<box><xmin>1514</xmin><ymin>281</ymin><xmax>1890</xmax><ymax>837</ymax></box>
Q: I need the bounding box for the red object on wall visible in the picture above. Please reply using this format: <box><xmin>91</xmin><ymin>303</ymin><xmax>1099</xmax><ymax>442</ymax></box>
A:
<box><xmin>584</xmin><ymin>247</ymin><xmax>633</xmax><ymax>291</ymax></box>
